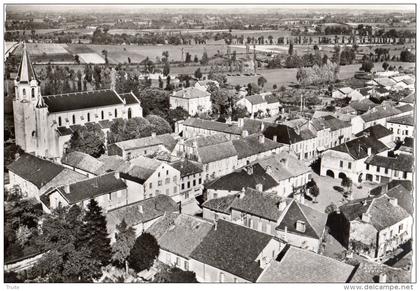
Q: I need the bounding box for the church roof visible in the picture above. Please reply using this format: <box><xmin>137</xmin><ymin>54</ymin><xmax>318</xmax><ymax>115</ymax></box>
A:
<box><xmin>16</xmin><ymin>44</ymin><xmax>38</xmax><ymax>83</ymax></box>
<box><xmin>43</xmin><ymin>89</ymin><xmax>124</xmax><ymax>113</ymax></box>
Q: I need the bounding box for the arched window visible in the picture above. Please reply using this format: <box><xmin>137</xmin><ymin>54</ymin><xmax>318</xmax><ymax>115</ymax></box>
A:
<box><xmin>87</xmin><ymin>113</ymin><xmax>90</xmax><ymax>122</ymax></box>
<box><xmin>115</xmin><ymin>109</ymin><xmax>118</xmax><ymax>118</ymax></box>
<box><xmin>58</xmin><ymin>117</ymin><xmax>62</xmax><ymax>127</ymax></box>
<box><xmin>101</xmin><ymin>110</ymin><xmax>104</xmax><ymax>120</ymax></box>
<box><xmin>128</xmin><ymin>107</ymin><xmax>132</xmax><ymax>119</ymax></box>
<box><xmin>72</xmin><ymin>115</ymin><xmax>76</xmax><ymax>124</ymax></box>
<box><xmin>22</xmin><ymin>88</ymin><xmax>26</xmax><ymax>96</ymax></box>
<box><xmin>31</xmin><ymin>88</ymin><xmax>35</xmax><ymax>98</ymax></box>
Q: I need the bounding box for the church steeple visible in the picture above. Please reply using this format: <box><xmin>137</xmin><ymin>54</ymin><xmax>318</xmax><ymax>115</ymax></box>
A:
<box><xmin>16</xmin><ymin>43</ymin><xmax>38</xmax><ymax>84</ymax></box>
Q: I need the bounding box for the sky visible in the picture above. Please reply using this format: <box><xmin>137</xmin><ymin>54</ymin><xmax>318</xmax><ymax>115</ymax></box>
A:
<box><xmin>6</xmin><ymin>4</ymin><xmax>416</xmax><ymax>15</ymax></box>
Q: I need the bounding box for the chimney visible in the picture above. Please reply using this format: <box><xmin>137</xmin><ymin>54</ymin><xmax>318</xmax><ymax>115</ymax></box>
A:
<box><xmin>273</xmin><ymin>135</ymin><xmax>277</xmax><ymax>142</ymax></box>
<box><xmin>151</xmin><ymin>132</ymin><xmax>157</xmax><ymax>138</ymax></box>
<box><xmin>214</xmin><ymin>219</ymin><xmax>218</xmax><ymax>231</ymax></box>
<box><xmin>238</xmin><ymin>118</ymin><xmax>244</xmax><ymax>128</ymax></box>
<box><xmin>278</xmin><ymin>200</ymin><xmax>287</xmax><ymax>212</ymax></box>
<box><xmin>367</xmin><ymin>147</ymin><xmax>372</xmax><ymax>156</ymax></box>
<box><xmin>362</xmin><ymin>212</ymin><xmax>371</xmax><ymax>223</ymax></box>
<box><xmin>260</xmin><ymin>122</ymin><xmax>265</xmax><ymax>132</ymax></box>
<box><xmin>239</xmin><ymin>187</ymin><xmax>246</xmax><ymax>199</ymax></box>
<box><xmin>241</xmin><ymin>130</ymin><xmax>249</xmax><ymax>138</ymax></box>
<box><xmin>192</xmin><ymin>140</ymin><xmax>198</xmax><ymax>148</ymax></box>
<box><xmin>246</xmin><ymin>165</ymin><xmax>253</xmax><ymax>175</ymax></box>
<box><xmin>138</xmin><ymin>205</ymin><xmax>143</xmax><ymax>213</ymax></box>
<box><xmin>258</xmin><ymin>134</ymin><xmax>265</xmax><ymax>144</ymax></box>
<box><xmin>379</xmin><ymin>273</ymin><xmax>387</xmax><ymax>283</ymax></box>
<box><xmin>265</xmin><ymin>165</ymin><xmax>272</xmax><ymax>175</ymax></box>
<box><xmin>114</xmin><ymin>172</ymin><xmax>120</xmax><ymax>179</ymax></box>
<box><xmin>63</xmin><ymin>184</ymin><xmax>70</xmax><ymax>193</ymax></box>
<box><xmin>389</xmin><ymin>197</ymin><xmax>398</xmax><ymax>207</ymax></box>
<box><xmin>256</xmin><ymin>183</ymin><xmax>263</xmax><ymax>192</ymax></box>
<box><xmin>280</xmin><ymin>158</ymin><xmax>288</xmax><ymax>168</ymax></box>
<box><xmin>14</xmin><ymin>152</ymin><xmax>20</xmax><ymax>160</ymax></box>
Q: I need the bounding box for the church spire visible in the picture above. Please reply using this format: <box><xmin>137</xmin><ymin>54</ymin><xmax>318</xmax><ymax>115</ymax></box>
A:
<box><xmin>16</xmin><ymin>43</ymin><xmax>38</xmax><ymax>84</ymax></box>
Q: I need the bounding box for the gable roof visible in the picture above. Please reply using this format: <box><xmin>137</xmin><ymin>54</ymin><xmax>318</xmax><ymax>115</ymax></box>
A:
<box><xmin>119</xmin><ymin>156</ymin><xmax>164</xmax><ymax>184</ymax></box>
<box><xmin>184</xmin><ymin>133</ymin><xmax>229</xmax><ymax>148</ymax></box>
<box><xmin>106</xmin><ymin>195</ymin><xmax>179</xmax><ymax>234</ymax></box>
<box><xmin>311</xmin><ymin>115</ymin><xmax>350</xmax><ymax>131</ymax></box>
<box><xmin>350</xmin><ymin>259</ymin><xmax>411</xmax><ymax>283</ymax></box>
<box><xmin>386</xmin><ymin>184</ymin><xmax>413</xmax><ymax>215</ymax></box>
<box><xmin>55</xmin><ymin>172</ymin><xmax>127</xmax><ymax>204</ymax></box>
<box><xmin>232</xmin><ymin>134</ymin><xmax>284</xmax><ymax>159</ymax></box>
<box><xmin>118</xmin><ymin>92</ymin><xmax>141</xmax><ymax>105</ymax></box>
<box><xmin>276</xmin><ymin>201</ymin><xmax>327</xmax><ymax>239</ymax></box>
<box><xmin>202</xmin><ymin>194</ymin><xmax>238</xmax><ymax>215</ymax></box>
<box><xmin>172</xmin><ymin>87</ymin><xmax>210</xmax><ymax>99</ymax></box>
<box><xmin>258</xmin><ymin>246</ymin><xmax>355</xmax><ymax>283</ymax></box>
<box><xmin>360</xmin><ymin>104</ymin><xmax>402</xmax><ymax>122</ymax></box>
<box><xmin>230</xmin><ymin>188</ymin><xmax>283</xmax><ymax>221</ymax></box>
<box><xmin>196</xmin><ymin>141</ymin><xmax>237</xmax><ymax>164</ymax></box>
<box><xmin>387</xmin><ymin>115</ymin><xmax>414</xmax><ymax>126</ymax></box>
<box><xmin>61</xmin><ymin>151</ymin><xmax>105</xmax><ymax>175</ymax></box>
<box><xmin>241</xmin><ymin>118</ymin><xmax>276</xmax><ymax>135</ymax></box>
<box><xmin>400</xmin><ymin>93</ymin><xmax>414</xmax><ymax>104</ymax></box>
<box><xmin>245</xmin><ymin>94</ymin><xmax>266</xmax><ymax>105</ymax></box>
<box><xmin>111</xmin><ymin>133</ymin><xmax>178</xmax><ymax>152</ymax></box>
<box><xmin>190</xmin><ymin>219</ymin><xmax>274</xmax><ymax>282</ymax></box>
<box><xmin>8</xmin><ymin>154</ymin><xmax>67</xmax><ymax>189</ymax></box>
<box><xmin>150</xmin><ymin>214</ymin><xmax>213</xmax><ymax>259</ymax></box>
<box><xmin>170</xmin><ymin>160</ymin><xmax>203</xmax><ymax>177</ymax></box>
<box><xmin>206</xmin><ymin>163</ymin><xmax>278</xmax><ymax>192</ymax></box>
<box><xmin>329</xmin><ymin>136</ymin><xmax>388</xmax><ymax>160</ymax></box>
<box><xmin>182</xmin><ymin>118</ymin><xmax>242</xmax><ymax>136</ymax></box>
<box><xmin>366</xmin><ymin>195</ymin><xmax>411</xmax><ymax>231</ymax></box>
<box><xmin>349</xmin><ymin>99</ymin><xmax>376</xmax><ymax>113</ymax></box>
<box><xmin>355</xmin><ymin>124</ymin><xmax>393</xmax><ymax>140</ymax></box>
<box><xmin>264</xmin><ymin>124</ymin><xmax>303</xmax><ymax>144</ymax></box>
<box><xmin>396</xmin><ymin>104</ymin><xmax>414</xmax><ymax>113</ymax></box>
<box><xmin>374</xmin><ymin>77</ymin><xmax>396</xmax><ymax>87</ymax></box>
<box><xmin>365</xmin><ymin>153</ymin><xmax>413</xmax><ymax>172</ymax></box>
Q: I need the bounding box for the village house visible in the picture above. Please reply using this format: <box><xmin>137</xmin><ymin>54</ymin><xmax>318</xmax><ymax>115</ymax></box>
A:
<box><xmin>107</xmin><ymin>133</ymin><xmax>178</xmax><ymax>160</ymax></box>
<box><xmin>176</xmin><ymin>118</ymin><xmax>242</xmax><ymax>140</ymax></box>
<box><xmin>170</xmin><ymin>159</ymin><xmax>204</xmax><ymax>202</ymax></box>
<box><xmin>194</xmin><ymin>79</ymin><xmax>219</xmax><ymax>92</ymax></box>
<box><xmin>118</xmin><ymin>156</ymin><xmax>182</xmax><ymax>203</ymax></box>
<box><xmin>169</xmin><ymin>87</ymin><xmax>212</xmax><ymax>116</ymax></box>
<box><xmin>320</xmin><ymin>136</ymin><xmax>388</xmax><ymax>182</ymax></box>
<box><xmin>235</xmin><ymin>93</ymin><xmax>280</xmax><ymax>117</ymax></box>
<box><xmin>148</xmin><ymin>213</ymin><xmax>213</xmax><ymax>272</ymax></box>
<box><xmin>329</xmin><ymin>195</ymin><xmax>412</xmax><ymax>259</ymax></box>
<box><xmin>309</xmin><ymin>115</ymin><xmax>352</xmax><ymax>151</ymax></box>
<box><xmin>40</xmin><ymin>172</ymin><xmax>128</xmax><ymax>213</ymax></box>
<box><xmin>257</xmin><ymin>246</ymin><xmax>355</xmax><ymax>283</ymax></box>
<box><xmin>61</xmin><ymin>151</ymin><xmax>115</xmax><ymax>178</ymax></box>
<box><xmin>106</xmin><ymin>195</ymin><xmax>179</xmax><ymax>240</ymax></box>
<box><xmin>13</xmin><ymin>45</ymin><xmax>143</xmax><ymax>161</ymax></box>
<box><xmin>364</xmin><ymin>153</ymin><xmax>413</xmax><ymax>183</ymax></box>
<box><xmin>348</xmin><ymin>98</ymin><xmax>377</xmax><ymax>114</ymax></box>
<box><xmin>7</xmin><ymin>153</ymin><xmax>86</xmax><ymax>200</ymax></box>
<box><xmin>332</xmin><ymin>87</ymin><xmax>354</xmax><ymax>100</ymax></box>
<box><xmin>355</xmin><ymin>124</ymin><xmax>395</xmax><ymax>148</ymax></box>
<box><xmin>386</xmin><ymin>115</ymin><xmax>414</xmax><ymax>142</ymax></box>
<box><xmin>370</xmin><ymin>77</ymin><xmax>397</xmax><ymax>90</ymax></box>
<box><xmin>174</xmin><ymin>134</ymin><xmax>238</xmax><ymax>181</ymax></box>
<box><xmin>189</xmin><ymin>219</ymin><xmax>285</xmax><ymax>282</ymax></box>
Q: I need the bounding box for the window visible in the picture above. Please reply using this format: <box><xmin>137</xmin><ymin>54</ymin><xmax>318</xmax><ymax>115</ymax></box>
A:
<box><xmin>397</xmin><ymin>129</ymin><xmax>400</xmax><ymax>134</ymax></box>
<box><xmin>184</xmin><ymin>261</ymin><xmax>189</xmax><ymax>271</ymax></box>
<box><xmin>155</xmin><ymin>190</ymin><xmax>160</xmax><ymax>195</ymax></box>
<box><xmin>296</xmin><ymin>220</ymin><xmax>306</xmax><ymax>233</ymax></box>
<box><xmin>384</xmin><ymin>168</ymin><xmax>388</xmax><ymax>174</ymax></box>
<box><xmin>108</xmin><ymin>193</ymin><xmax>112</xmax><ymax>201</ymax></box>
<box><xmin>166</xmin><ymin>170</ymin><xmax>169</xmax><ymax>175</ymax></box>
<box><xmin>185</xmin><ymin>192</ymin><xmax>189</xmax><ymax>199</ymax></box>
<box><xmin>199</xmin><ymin>178</ymin><xmax>202</xmax><ymax>184</ymax></box>
<box><xmin>22</xmin><ymin>88</ymin><xmax>26</xmax><ymax>96</ymax></box>
<box><xmin>339</xmin><ymin>161</ymin><xmax>343</xmax><ymax>168</ymax></box>
<box><xmin>58</xmin><ymin>117</ymin><xmax>62</xmax><ymax>127</ymax></box>
<box><xmin>174</xmin><ymin>186</ymin><xmax>177</xmax><ymax>193</ymax></box>
<box><xmin>128</xmin><ymin>107</ymin><xmax>132</xmax><ymax>119</ymax></box>
<box><xmin>87</xmin><ymin>112</ymin><xmax>90</xmax><ymax>122</ymax></box>
<box><xmin>376</xmin><ymin>175</ymin><xmax>380</xmax><ymax>181</ymax></box>
<box><xmin>187</xmin><ymin>181</ymin><xmax>191</xmax><ymax>188</ymax></box>
<box><xmin>262</xmin><ymin>222</ymin><xmax>267</xmax><ymax>233</ymax></box>
<box><xmin>366</xmin><ymin>164</ymin><xmax>370</xmax><ymax>170</ymax></box>
<box><xmin>376</xmin><ymin>166</ymin><xmax>380</xmax><ymax>173</ymax></box>
<box><xmin>115</xmin><ymin>109</ymin><xmax>118</xmax><ymax>117</ymax></box>
<box><xmin>173</xmin><ymin>176</ymin><xmax>177</xmax><ymax>182</ymax></box>
<box><xmin>234</xmin><ymin>278</ymin><xmax>238</xmax><ymax>283</ymax></box>
<box><xmin>348</xmin><ymin>162</ymin><xmax>352</xmax><ymax>169</ymax></box>
<box><xmin>181</xmin><ymin>183</ymin><xmax>185</xmax><ymax>190</ymax></box>
<box><xmin>193</xmin><ymin>179</ymin><xmax>196</xmax><ymax>187</ymax></box>
<box><xmin>399</xmin><ymin>224</ymin><xmax>404</xmax><ymax>233</ymax></box>
<box><xmin>101</xmin><ymin>110</ymin><xmax>104</xmax><ymax>120</ymax></box>
<box><xmin>166</xmin><ymin>189</ymin><xmax>169</xmax><ymax>195</ymax></box>
<box><xmin>158</xmin><ymin>180</ymin><xmax>162</xmax><ymax>186</ymax></box>
<box><xmin>219</xmin><ymin>272</ymin><xmax>224</xmax><ymax>283</ymax></box>
<box><xmin>149</xmin><ymin>183</ymin><xmax>153</xmax><ymax>189</ymax></box>
<box><xmin>72</xmin><ymin>114</ymin><xmax>76</xmax><ymax>124</ymax></box>
<box><xmin>158</xmin><ymin>172</ymin><xmax>160</xmax><ymax>178</ymax></box>
<box><xmin>403</xmin><ymin>172</ymin><xmax>408</xmax><ymax>179</ymax></box>
<box><xmin>394</xmin><ymin>170</ymin><xmax>399</xmax><ymax>177</ymax></box>
<box><xmin>31</xmin><ymin>88</ymin><xmax>35</xmax><ymax>98</ymax></box>
<box><xmin>165</xmin><ymin>177</ymin><xmax>170</xmax><ymax>184</ymax></box>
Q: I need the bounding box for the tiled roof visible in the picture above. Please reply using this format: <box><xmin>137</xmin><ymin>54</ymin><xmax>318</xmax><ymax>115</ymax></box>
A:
<box><xmin>350</xmin><ymin>259</ymin><xmax>411</xmax><ymax>283</ymax></box>
<box><xmin>97</xmin><ymin>155</ymin><xmax>128</xmax><ymax>173</ymax></box>
<box><xmin>8</xmin><ymin>154</ymin><xmax>66</xmax><ymax>189</ymax></box>
<box><xmin>56</xmin><ymin>126</ymin><xmax>74</xmax><ymax>136</ymax></box>
<box><xmin>241</xmin><ymin>118</ymin><xmax>276</xmax><ymax>134</ymax></box>
<box><xmin>182</xmin><ymin>118</ymin><xmax>242</xmax><ymax>135</ymax></box>
<box><xmin>230</xmin><ymin>188</ymin><xmax>283</xmax><ymax>221</ymax></box>
<box><xmin>374</xmin><ymin>78</ymin><xmax>396</xmax><ymax>87</ymax></box>
<box><xmin>258</xmin><ymin>246</ymin><xmax>355</xmax><ymax>283</ymax></box>
<box><xmin>172</xmin><ymin>87</ymin><xmax>210</xmax><ymax>99</ymax></box>
<box><xmin>338</xmin><ymin>87</ymin><xmax>354</xmax><ymax>94</ymax></box>
<box><xmin>311</xmin><ymin>115</ymin><xmax>350</xmax><ymax>131</ymax></box>
<box><xmin>349</xmin><ymin>99</ymin><xmax>376</xmax><ymax>113</ymax></box>
<box><xmin>400</xmin><ymin>93</ymin><xmax>414</xmax><ymax>104</ymax></box>
<box><xmin>276</xmin><ymin>201</ymin><xmax>327</xmax><ymax>240</ymax></box>
<box><xmin>111</xmin><ymin>133</ymin><xmax>178</xmax><ymax>152</ymax></box>
<box><xmin>190</xmin><ymin>219</ymin><xmax>274</xmax><ymax>282</ymax></box>
<box><xmin>61</xmin><ymin>151</ymin><xmax>105</xmax><ymax>175</ymax></box>
<box><xmin>118</xmin><ymin>92</ymin><xmax>141</xmax><ymax>104</ymax></box>
<box><xmin>119</xmin><ymin>156</ymin><xmax>163</xmax><ymax>184</ymax></box>
<box><xmin>56</xmin><ymin>172</ymin><xmax>127</xmax><ymax>204</ymax></box>
<box><xmin>265</xmin><ymin>94</ymin><xmax>280</xmax><ymax>104</ymax></box>
<box><xmin>106</xmin><ymin>195</ymin><xmax>179</xmax><ymax>234</ymax></box>
<box><xmin>365</xmin><ymin>153</ymin><xmax>413</xmax><ymax>172</ymax></box>
<box><xmin>44</xmin><ymin>89</ymin><xmax>123</xmax><ymax>113</ymax></box>
<box><xmin>355</xmin><ymin>124</ymin><xmax>393</xmax><ymax>140</ymax></box>
<box><xmin>340</xmin><ymin>197</ymin><xmax>375</xmax><ymax>222</ymax></box>
<box><xmin>264</xmin><ymin>124</ymin><xmax>303</xmax><ymax>144</ymax></box>
<box><xmin>396</xmin><ymin>104</ymin><xmax>413</xmax><ymax>113</ymax></box>
<box><xmin>184</xmin><ymin>134</ymin><xmax>229</xmax><ymax>148</ymax></box>
<box><xmin>197</xmin><ymin>141</ymin><xmax>237</xmax><ymax>164</ymax></box>
<box><xmin>170</xmin><ymin>160</ymin><xmax>203</xmax><ymax>177</ymax></box>
<box><xmin>366</xmin><ymin>195</ymin><xmax>410</xmax><ymax>231</ymax></box>
<box><xmin>206</xmin><ymin>163</ymin><xmax>278</xmax><ymax>192</ymax></box>
<box><xmin>360</xmin><ymin>104</ymin><xmax>402</xmax><ymax>122</ymax></box>
<box><xmin>146</xmin><ymin>212</ymin><xmax>180</xmax><ymax>241</ymax></box>
<box><xmin>232</xmin><ymin>134</ymin><xmax>284</xmax><ymax>159</ymax></box>
<box><xmin>202</xmin><ymin>194</ymin><xmax>238</xmax><ymax>215</ymax></box>
<box><xmin>329</xmin><ymin>136</ymin><xmax>388</xmax><ymax>160</ymax></box>
<box><xmin>151</xmin><ymin>214</ymin><xmax>213</xmax><ymax>258</ymax></box>
<box><xmin>386</xmin><ymin>184</ymin><xmax>413</xmax><ymax>215</ymax></box>
<box><xmin>245</xmin><ymin>94</ymin><xmax>266</xmax><ymax>105</ymax></box>
<box><xmin>390</xmin><ymin>114</ymin><xmax>414</xmax><ymax>127</ymax></box>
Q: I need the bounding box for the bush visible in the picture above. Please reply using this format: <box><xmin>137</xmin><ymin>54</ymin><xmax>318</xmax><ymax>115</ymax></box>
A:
<box><xmin>128</xmin><ymin>233</ymin><xmax>159</xmax><ymax>273</ymax></box>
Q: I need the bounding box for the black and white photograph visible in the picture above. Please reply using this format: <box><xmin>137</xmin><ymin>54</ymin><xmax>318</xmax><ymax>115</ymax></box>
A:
<box><xmin>2</xmin><ymin>1</ymin><xmax>416</xmax><ymax>287</ymax></box>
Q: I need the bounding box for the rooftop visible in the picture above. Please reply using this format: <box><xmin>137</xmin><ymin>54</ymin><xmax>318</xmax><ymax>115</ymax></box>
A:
<box><xmin>170</xmin><ymin>159</ymin><xmax>203</xmax><ymax>177</ymax></box>
<box><xmin>387</xmin><ymin>115</ymin><xmax>414</xmax><ymax>126</ymax></box>
<box><xmin>365</xmin><ymin>153</ymin><xmax>413</xmax><ymax>172</ymax></box>
<box><xmin>172</xmin><ymin>87</ymin><xmax>210</xmax><ymax>99</ymax></box>
<box><xmin>311</xmin><ymin>115</ymin><xmax>351</xmax><ymax>131</ymax></box>
<box><xmin>329</xmin><ymin>136</ymin><xmax>388</xmax><ymax>160</ymax></box>
<box><xmin>355</xmin><ymin>124</ymin><xmax>393</xmax><ymax>140</ymax></box>
<box><xmin>182</xmin><ymin>118</ymin><xmax>242</xmax><ymax>135</ymax></box>
<box><xmin>360</xmin><ymin>104</ymin><xmax>402</xmax><ymax>123</ymax></box>
<box><xmin>111</xmin><ymin>133</ymin><xmax>178</xmax><ymax>152</ymax></box>
<box><xmin>61</xmin><ymin>151</ymin><xmax>105</xmax><ymax>175</ymax></box>
<box><xmin>202</xmin><ymin>194</ymin><xmax>238</xmax><ymax>215</ymax></box>
<box><xmin>232</xmin><ymin>133</ymin><xmax>284</xmax><ymax>159</ymax></box>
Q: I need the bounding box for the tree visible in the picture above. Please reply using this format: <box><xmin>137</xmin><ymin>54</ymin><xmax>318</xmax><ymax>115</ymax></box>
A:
<box><xmin>247</xmin><ymin>82</ymin><xmax>260</xmax><ymax>95</ymax></box>
<box><xmin>400</xmin><ymin>49</ymin><xmax>415</xmax><ymax>62</ymax></box>
<box><xmin>210</xmin><ymin>88</ymin><xmax>231</xmax><ymax>115</ymax></box>
<box><xmin>194</xmin><ymin>68</ymin><xmax>203</xmax><ymax>79</ymax></box>
<box><xmin>163</xmin><ymin>62</ymin><xmax>170</xmax><ymax>76</ymax></box>
<box><xmin>68</xmin><ymin>123</ymin><xmax>105</xmax><ymax>158</ymax></box>
<box><xmin>309</xmin><ymin>184</ymin><xmax>320</xmax><ymax>203</ymax></box>
<box><xmin>200</xmin><ymin>51</ymin><xmax>208</xmax><ymax>65</ymax></box>
<box><xmin>257</xmin><ymin>76</ymin><xmax>267</xmax><ymax>88</ymax></box>
<box><xmin>78</xmin><ymin>199</ymin><xmax>112</xmax><ymax>266</ymax></box>
<box><xmin>128</xmin><ymin>232</ymin><xmax>159</xmax><ymax>272</ymax></box>
<box><xmin>360</xmin><ymin>57</ymin><xmax>374</xmax><ymax>73</ymax></box>
<box><xmin>74</xmin><ymin>55</ymin><xmax>80</xmax><ymax>64</ymax></box>
<box><xmin>288</xmin><ymin>43</ymin><xmax>294</xmax><ymax>56</ymax></box>
<box><xmin>382</xmin><ymin>62</ymin><xmax>390</xmax><ymax>71</ymax></box>
<box><xmin>153</xmin><ymin>266</ymin><xmax>198</xmax><ymax>283</ymax></box>
<box><xmin>325</xmin><ymin>203</ymin><xmax>338</xmax><ymax>214</ymax></box>
<box><xmin>146</xmin><ymin>114</ymin><xmax>172</xmax><ymax>135</ymax></box>
<box><xmin>341</xmin><ymin>176</ymin><xmax>353</xmax><ymax>195</ymax></box>
<box><xmin>111</xmin><ymin>219</ymin><xmax>136</xmax><ymax>273</ymax></box>
<box><xmin>167</xmin><ymin>107</ymin><xmax>189</xmax><ymax>127</ymax></box>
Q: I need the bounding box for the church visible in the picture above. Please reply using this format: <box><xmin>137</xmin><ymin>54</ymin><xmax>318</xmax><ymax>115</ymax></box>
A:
<box><xmin>13</xmin><ymin>44</ymin><xmax>143</xmax><ymax>161</ymax></box>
